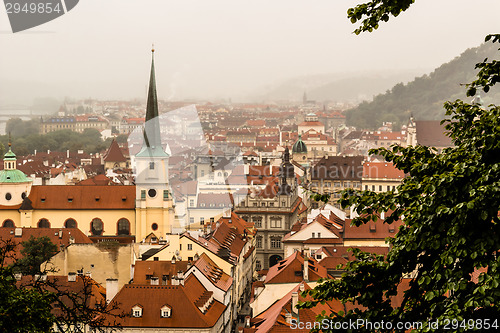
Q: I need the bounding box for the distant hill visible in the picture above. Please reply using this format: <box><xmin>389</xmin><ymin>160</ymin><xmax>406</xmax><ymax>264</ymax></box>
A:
<box><xmin>250</xmin><ymin>70</ymin><xmax>427</xmax><ymax>103</ymax></box>
<box><xmin>345</xmin><ymin>42</ymin><xmax>500</xmax><ymax>129</ymax></box>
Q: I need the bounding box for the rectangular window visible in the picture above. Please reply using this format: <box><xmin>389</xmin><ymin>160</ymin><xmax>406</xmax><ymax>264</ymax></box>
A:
<box><xmin>210</xmin><ymin>217</ymin><xmax>215</xmax><ymax>223</ymax></box>
<box><xmin>189</xmin><ymin>217</ymin><xmax>194</xmax><ymax>223</ymax></box>
<box><xmin>312</xmin><ymin>232</ymin><xmax>315</xmax><ymax>238</ymax></box>
<box><xmin>270</xmin><ymin>218</ymin><xmax>282</xmax><ymax>228</ymax></box>
<box><xmin>189</xmin><ymin>199</ymin><xmax>194</xmax><ymax>207</ymax></box>
<box><xmin>149</xmin><ymin>162</ymin><xmax>155</xmax><ymax>170</ymax></box>
<box><xmin>187</xmin><ymin>244</ymin><xmax>192</xmax><ymax>251</ymax></box>
<box><xmin>200</xmin><ymin>217</ymin><xmax>204</xmax><ymax>225</ymax></box>
<box><xmin>270</xmin><ymin>237</ymin><xmax>281</xmax><ymax>249</ymax></box>
<box><xmin>317</xmin><ymin>232</ymin><xmax>321</xmax><ymax>238</ymax></box>
<box><xmin>379</xmin><ymin>185</ymin><xmax>383</xmax><ymax>191</ymax></box>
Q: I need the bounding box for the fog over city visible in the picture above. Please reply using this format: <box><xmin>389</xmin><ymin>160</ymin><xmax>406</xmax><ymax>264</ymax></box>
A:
<box><xmin>1</xmin><ymin>0</ymin><xmax>499</xmax><ymax>104</ymax></box>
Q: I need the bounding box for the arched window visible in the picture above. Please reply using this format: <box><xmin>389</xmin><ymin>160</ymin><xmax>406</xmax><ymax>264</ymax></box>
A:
<box><xmin>64</xmin><ymin>219</ymin><xmax>77</xmax><ymax>228</ymax></box>
<box><xmin>2</xmin><ymin>219</ymin><xmax>14</xmax><ymax>227</ymax></box>
<box><xmin>90</xmin><ymin>218</ymin><xmax>104</xmax><ymax>236</ymax></box>
<box><xmin>117</xmin><ymin>218</ymin><xmax>130</xmax><ymax>235</ymax></box>
<box><xmin>38</xmin><ymin>218</ymin><xmax>50</xmax><ymax>228</ymax></box>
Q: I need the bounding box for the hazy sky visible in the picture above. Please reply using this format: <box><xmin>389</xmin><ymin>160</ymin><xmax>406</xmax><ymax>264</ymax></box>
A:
<box><xmin>1</xmin><ymin>0</ymin><xmax>499</xmax><ymax>103</ymax></box>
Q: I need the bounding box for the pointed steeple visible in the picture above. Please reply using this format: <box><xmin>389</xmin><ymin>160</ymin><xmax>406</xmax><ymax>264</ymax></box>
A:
<box><xmin>137</xmin><ymin>47</ymin><xmax>169</xmax><ymax>157</ymax></box>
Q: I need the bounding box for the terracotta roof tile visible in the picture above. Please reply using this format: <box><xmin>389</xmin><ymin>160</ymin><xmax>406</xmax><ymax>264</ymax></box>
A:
<box><xmin>103</xmin><ymin>139</ymin><xmax>127</xmax><ymax>162</ymax></box>
<box><xmin>415</xmin><ymin>120</ymin><xmax>453</xmax><ymax>147</ymax></box>
<box><xmin>194</xmin><ymin>253</ymin><xmax>233</xmax><ymax>292</ymax></box>
<box><xmin>0</xmin><ymin>185</ymin><xmax>136</xmax><ymax>210</ymax></box>
<box><xmin>264</xmin><ymin>252</ymin><xmax>328</xmax><ymax>284</ymax></box>
<box><xmin>363</xmin><ymin>162</ymin><xmax>405</xmax><ymax>179</ymax></box>
<box><xmin>103</xmin><ymin>275</ymin><xmax>226</xmax><ymax>328</ymax></box>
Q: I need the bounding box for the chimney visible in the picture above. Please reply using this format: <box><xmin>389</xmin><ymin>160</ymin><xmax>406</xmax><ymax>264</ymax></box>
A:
<box><xmin>291</xmin><ymin>292</ymin><xmax>299</xmax><ymax>316</ymax></box>
<box><xmin>150</xmin><ymin>277</ymin><xmax>159</xmax><ymax>285</ymax></box>
<box><xmin>68</xmin><ymin>272</ymin><xmax>76</xmax><ymax>282</ymax></box>
<box><xmin>381</xmin><ymin>211</ymin><xmax>385</xmax><ymax>220</ymax></box>
<box><xmin>245</xmin><ymin>316</ymin><xmax>251</xmax><ymax>328</ymax></box>
<box><xmin>303</xmin><ymin>256</ymin><xmax>309</xmax><ymax>282</ymax></box>
<box><xmin>285</xmin><ymin>313</ymin><xmax>292</xmax><ymax>324</ymax></box>
<box><xmin>58</xmin><ymin>229</ymin><xmax>63</xmax><ymax>239</ymax></box>
<box><xmin>14</xmin><ymin>228</ymin><xmax>22</xmax><ymax>237</ymax></box>
<box><xmin>14</xmin><ymin>273</ymin><xmax>22</xmax><ymax>281</ymax></box>
<box><xmin>67</xmin><ymin>150</ymin><xmax>70</xmax><ymax>159</ymax></box>
<box><xmin>106</xmin><ymin>278</ymin><xmax>118</xmax><ymax>303</ymax></box>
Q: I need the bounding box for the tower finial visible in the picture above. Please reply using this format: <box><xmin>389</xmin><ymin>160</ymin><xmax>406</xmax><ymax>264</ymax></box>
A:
<box><xmin>152</xmin><ymin>43</ymin><xmax>155</xmax><ymax>53</ymax></box>
<box><xmin>8</xmin><ymin>132</ymin><xmax>11</xmax><ymax>147</ymax></box>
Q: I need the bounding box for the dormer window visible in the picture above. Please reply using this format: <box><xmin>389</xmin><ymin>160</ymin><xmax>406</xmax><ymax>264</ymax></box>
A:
<box><xmin>160</xmin><ymin>305</ymin><xmax>171</xmax><ymax>318</ymax></box>
<box><xmin>132</xmin><ymin>305</ymin><xmax>143</xmax><ymax>317</ymax></box>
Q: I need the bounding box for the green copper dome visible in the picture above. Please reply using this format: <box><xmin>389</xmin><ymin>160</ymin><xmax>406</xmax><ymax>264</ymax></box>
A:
<box><xmin>292</xmin><ymin>135</ymin><xmax>307</xmax><ymax>154</ymax></box>
<box><xmin>0</xmin><ymin>169</ymin><xmax>32</xmax><ymax>183</ymax></box>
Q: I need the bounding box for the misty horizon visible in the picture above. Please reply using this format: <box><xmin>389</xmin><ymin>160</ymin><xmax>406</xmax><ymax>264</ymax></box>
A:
<box><xmin>1</xmin><ymin>0</ymin><xmax>499</xmax><ymax>106</ymax></box>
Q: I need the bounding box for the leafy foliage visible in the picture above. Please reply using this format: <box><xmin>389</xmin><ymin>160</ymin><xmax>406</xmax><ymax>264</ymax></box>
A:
<box><xmin>347</xmin><ymin>0</ymin><xmax>415</xmax><ymax>35</ymax></box>
<box><xmin>2</xmin><ymin>119</ymin><xmax>112</xmax><ymax>155</ymax></box>
<box><xmin>0</xmin><ymin>238</ymin><xmax>124</xmax><ymax>332</ymax></box>
<box><xmin>300</xmin><ymin>6</ymin><xmax>500</xmax><ymax>331</ymax></box>
<box><xmin>14</xmin><ymin>236</ymin><xmax>58</xmax><ymax>276</ymax></box>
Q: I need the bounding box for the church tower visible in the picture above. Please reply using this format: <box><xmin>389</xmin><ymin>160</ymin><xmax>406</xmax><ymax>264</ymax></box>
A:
<box><xmin>135</xmin><ymin>48</ymin><xmax>177</xmax><ymax>240</ymax></box>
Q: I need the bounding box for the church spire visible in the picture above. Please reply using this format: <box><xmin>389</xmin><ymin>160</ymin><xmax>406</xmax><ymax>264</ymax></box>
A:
<box><xmin>137</xmin><ymin>47</ymin><xmax>169</xmax><ymax>157</ymax></box>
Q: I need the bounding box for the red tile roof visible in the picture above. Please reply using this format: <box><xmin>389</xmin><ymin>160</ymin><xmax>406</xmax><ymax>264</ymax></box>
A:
<box><xmin>102</xmin><ymin>274</ymin><xmax>226</xmax><ymax>328</ymax></box>
<box><xmin>0</xmin><ymin>227</ymin><xmax>92</xmax><ymax>264</ymax></box>
<box><xmin>76</xmin><ymin>174</ymin><xmax>113</xmax><ymax>186</ymax></box>
<box><xmin>133</xmin><ymin>260</ymin><xmax>191</xmax><ymax>285</ymax></box>
<box><xmin>343</xmin><ymin>216</ymin><xmax>402</xmax><ymax>240</ymax></box>
<box><xmin>0</xmin><ymin>185</ymin><xmax>136</xmax><ymax>210</ymax></box>
<box><xmin>264</xmin><ymin>252</ymin><xmax>328</xmax><ymax>284</ymax></box>
<box><xmin>103</xmin><ymin>139</ymin><xmax>127</xmax><ymax>162</ymax></box>
<box><xmin>252</xmin><ymin>283</ymin><xmax>342</xmax><ymax>332</ymax></box>
<box><xmin>193</xmin><ymin>253</ymin><xmax>233</xmax><ymax>292</ymax></box>
<box><xmin>363</xmin><ymin>162</ymin><xmax>405</xmax><ymax>179</ymax></box>
<box><xmin>415</xmin><ymin>120</ymin><xmax>453</xmax><ymax>147</ymax></box>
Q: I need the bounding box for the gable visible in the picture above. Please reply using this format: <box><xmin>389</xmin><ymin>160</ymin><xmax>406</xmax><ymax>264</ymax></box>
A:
<box><xmin>286</xmin><ymin>220</ymin><xmax>339</xmax><ymax>242</ymax></box>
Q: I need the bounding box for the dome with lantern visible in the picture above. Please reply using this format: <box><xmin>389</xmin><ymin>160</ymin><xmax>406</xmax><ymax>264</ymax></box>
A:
<box><xmin>0</xmin><ymin>143</ymin><xmax>33</xmax><ymax>206</ymax></box>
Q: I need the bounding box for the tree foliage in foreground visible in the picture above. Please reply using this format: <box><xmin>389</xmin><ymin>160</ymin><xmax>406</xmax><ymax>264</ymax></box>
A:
<box><xmin>300</xmin><ymin>2</ymin><xmax>500</xmax><ymax>331</ymax></box>
<box><xmin>0</xmin><ymin>238</ymin><xmax>123</xmax><ymax>332</ymax></box>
